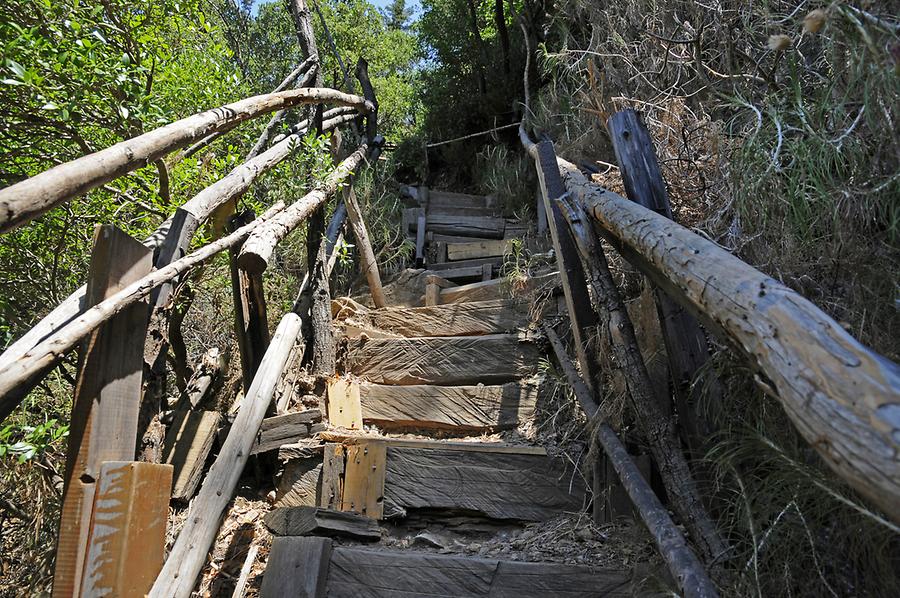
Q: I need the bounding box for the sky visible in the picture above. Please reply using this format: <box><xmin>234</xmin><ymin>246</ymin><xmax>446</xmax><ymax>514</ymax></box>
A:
<box><xmin>251</xmin><ymin>0</ymin><xmax>422</xmax><ymax>16</ymax></box>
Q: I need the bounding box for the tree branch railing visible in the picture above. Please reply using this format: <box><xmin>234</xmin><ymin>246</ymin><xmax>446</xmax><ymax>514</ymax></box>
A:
<box><xmin>0</xmin><ymin>87</ymin><xmax>373</xmax><ymax>233</ymax></box>
<box><xmin>0</xmin><ymin>53</ymin><xmax>386</xmax><ymax>596</ymax></box>
<box><xmin>519</xmin><ymin>114</ymin><xmax>900</xmax><ymax>536</ymax></box>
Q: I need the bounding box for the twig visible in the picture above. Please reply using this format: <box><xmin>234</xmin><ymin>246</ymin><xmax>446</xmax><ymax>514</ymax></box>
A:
<box><xmin>426</xmin><ymin>122</ymin><xmax>522</xmax><ymax>148</ymax></box>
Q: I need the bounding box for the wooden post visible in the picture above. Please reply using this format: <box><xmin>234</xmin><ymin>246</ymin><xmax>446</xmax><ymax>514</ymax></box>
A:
<box><xmin>343</xmin><ymin>187</ymin><xmax>386</xmax><ymax>308</ymax></box>
<box><xmin>80</xmin><ymin>462</ymin><xmax>173</xmax><ymax>598</ymax></box>
<box><xmin>532</xmin><ymin>140</ymin><xmax>601</xmax><ymax>394</ymax></box>
<box><xmin>54</xmin><ymin>226</ymin><xmax>153</xmax><ymax>597</ymax></box>
<box><xmin>230</xmin><ymin>211</ymin><xmax>270</xmax><ymax>390</ymax></box>
<box><xmin>607</xmin><ymin>109</ymin><xmax>725</xmax><ymax>458</ymax></box>
<box><xmin>150</xmin><ymin>313</ymin><xmax>304</xmax><ymax>598</ymax></box>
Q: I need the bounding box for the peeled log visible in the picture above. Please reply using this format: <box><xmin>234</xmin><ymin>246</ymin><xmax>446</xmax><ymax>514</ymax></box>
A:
<box><xmin>238</xmin><ymin>144</ymin><xmax>368</xmax><ymax>273</ymax></box>
<box><xmin>150</xmin><ymin>313</ymin><xmax>303</xmax><ymax>598</ymax></box>
<box><xmin>0</xmin><ymin>87</ymin><xmax>372</xmax><ymax>232</ymax></box>
<box><xmin>555</xmin><ymin>157</ymin><xmax>900</xmax><ymax>523</ymax></box>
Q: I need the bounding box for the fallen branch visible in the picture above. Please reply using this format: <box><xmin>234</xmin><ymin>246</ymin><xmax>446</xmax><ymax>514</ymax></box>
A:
<box><xmin>544</xmin><ymin>326</ymin><xmax>719</xmax><ymax>598</ymax></box>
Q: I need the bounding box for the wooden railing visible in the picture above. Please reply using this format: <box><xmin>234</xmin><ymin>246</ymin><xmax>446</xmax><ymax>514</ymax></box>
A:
<box><xmin>0</xmin><ymin>40</ymin><xmax>387</xmax><ymax>595</ymax></box>
<box><xmin>520</xmin><ymin>111</ymin><xmax>900</xmax><ymax>597</ymax></box>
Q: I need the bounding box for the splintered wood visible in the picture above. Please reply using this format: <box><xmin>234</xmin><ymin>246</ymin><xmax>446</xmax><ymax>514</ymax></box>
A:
<box><xmin>163</xmin><ymin>410</ymin><xmax>221</xmax><ymax>501</ymax></box>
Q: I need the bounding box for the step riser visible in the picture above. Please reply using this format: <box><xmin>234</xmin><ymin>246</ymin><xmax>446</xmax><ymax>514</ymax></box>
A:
<box><xmin>343</xmin><ymin>334</ymin><xmax>540</xmax><ymax>385</ymax></box>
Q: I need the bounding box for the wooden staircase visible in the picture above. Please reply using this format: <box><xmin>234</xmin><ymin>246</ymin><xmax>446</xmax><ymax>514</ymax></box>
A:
<box><xmin>257</xmin><ymin>263</ymin><xmax>650</xmax><ymax>597</ymax></box>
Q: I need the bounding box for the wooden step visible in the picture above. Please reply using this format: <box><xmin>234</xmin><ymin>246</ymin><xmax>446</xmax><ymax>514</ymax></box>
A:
<box><xmin>437</xmin><ymin>271</ymin><xmax>558</xmax><ymax>304</ymax></box>
<box><xmin>333</xmin><ymin>298</ymin><xmax>531</xmax><ymax>337</ymax></box>
<box><xmin>327</xmin><ymin>379</ymin><xmax>539</xmax><ymax>430</ymax></box>
<box><xmin>426</xmin><ymin>264</ymin><xmax>490</xmax><ymax>282</ymax></box>
<box><xmin>325</xmin><ymin>546</ymin><xmax>633</xmax><ymax>598</ymax></box>
<box><xmin>428</xmin><ymin>256</ymin><xmax>503</xmax><ymax>273</ymax></box>
<box><xmin>305</xmin><ymin>438</ymin><xmax>585</xmax><ymax>521</ymax></box>
<box><xmin>427</xmin><ymin>205</ymin><xmax>499</xmax><ymax>218</ymax></box>
<box><xmin>426</xmin><ymin>213</ymin><xmax>505</xmax><ymax>239</ymax></box>
<box><xmin>343</xmin><ymin>333</ymin><xmax>541</xmax><ymax>385</ymax></box>
<box><xmin>427</xmin><ymin>189</ymin><xmax>499</xmax><ymax>210</ymax></box>
<box><xmin>446</xmin><ymin>239</ymin><xmax>512</xmax><ymax>261</ymax></box>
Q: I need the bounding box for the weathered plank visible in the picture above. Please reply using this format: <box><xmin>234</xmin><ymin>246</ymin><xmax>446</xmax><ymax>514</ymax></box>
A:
<box><xmin>359</xmin><ymin>381</ymin><xmax>538</xmax><ymax>430</ymax></box>
<box><xmin>320</xmin><ymin>443</ymin><xmax>345</xmax><ymax>510</ymax></box>
<box><xmin>426</xmin><ymin>265</ymin><xmax>486</xmax><ymax>281</ymax></box>
<box><xmin>382</xmin><ymin>445</ymin><xmax>585</xmax><ymax>521</ymax></box>
<box><xmin>425</xmin><ymin>214</ymin><xmax>505</xmax><ymax>239</ymax></box>
<box><xmin>344</xmin><ymin>334</ymin><xmax>541</xmax><ymax>385</ymax></box>
<box><xmin>341</xmin><ymin>442</ymin><xmax>386</xmax><ymax>519</ymax></box>
<box><xmin>162</xmin><ymin>410</ymin><xmax>222</xmax><ymax>501</ymax></box>
<box><xmin>55</xmin><ymin>226</ymin><xmax>153</xmax><ymax>598</ymax></box>
<box><xmin>81</xmin><ymin>462</ymin><xmax>173</xmax><ymax>598</ymax></box>
<box><xmin>264</xmin><ymin>507</ymin><xmax>381</xmax><ymax>541</ymax></box>
<box><xmin>438</xmin><ymin>272</ymin><xmax>558</xmax><ymax>305</ymax></box>
<box><xmin>251</xmin><ymin>409</ymin><xmax>324</xmax><ymax>455</ymax></box>
<box><xmin>326</xmin><ymin>378</ymin><xmax>363</xmax><ymax>429</ymax></box>
<box><xmin>427</xmin><ymin>205</ymin><xmax>499</xmax><ymax>218</ymax></box>
<box><xmin>326</xmin><ymin>547</ymin><xmax>633</xmax><ymax>597</ymax></box>
<box><xmin>427</xmin><ymin>189</ymin><xmax>498</xmax><ymax>209</ymax></box>
<box><xmin>260</xmin><ymin>536</ymin><xmax>332</xmax><ymax>598</ymax></box>
<box><xmin>276</xmin><ymin>459</ymin><xmax>324</xmax><ymax>508</ymax></box>
<box><xmin>428</xmin><ymin>256</ymin><xmax>503</xmax><ymax>272</ymax></box>
<box><xmin>446</xmin><ymin>239</ymin><xmax>511</xmax><ymax>261</ymax></box>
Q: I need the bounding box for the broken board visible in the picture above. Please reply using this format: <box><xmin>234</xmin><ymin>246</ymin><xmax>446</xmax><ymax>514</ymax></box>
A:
<box><xmin>162</xmin><ymin>410</ymin><xmax>221</xmax><ymax>501</ymax></box>
<box><xmin>264</xmin><ymin>506</ymin><xmax>381</xmax><ymax>541</ymax></box>
<box><xmin>250</xmin><ymin>409</ymin><xmax>324</xmax><ymax>455</ymax></box>
<box><xmin>381</xmin><ymin>443</ymin><xmax>585</xmax><ymax>521</ymax></box>
<box><xmin>343</xmin><ymin>334</ymin><xmax>541</xmax><ymax>385</ymax></box>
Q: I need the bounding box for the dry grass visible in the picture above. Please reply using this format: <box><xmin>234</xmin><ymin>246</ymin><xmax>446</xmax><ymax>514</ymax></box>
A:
<box><xmin>528</xmin><ymin>0</ymin><xmax>900</xmax><ymax>594</ymax></box>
